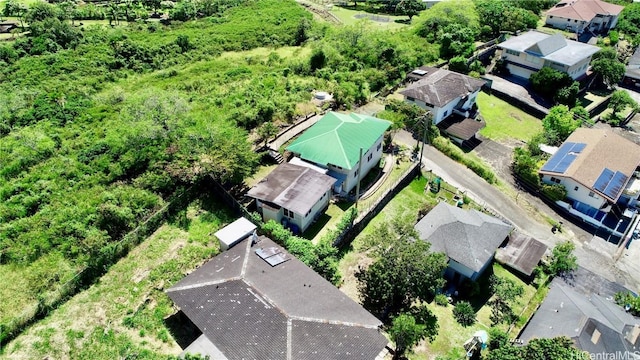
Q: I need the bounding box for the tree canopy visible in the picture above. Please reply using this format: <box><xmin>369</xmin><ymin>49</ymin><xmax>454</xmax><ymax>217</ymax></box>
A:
<box><xmin>356</xmin><ymin>218</ymin><xmax>447</xmax><ymax>320</ymax></box>
<box><xmin>548</xmin><ymin>241</ymin><xmax>578</xmax><ymax>276</ymax></box>
<box><xmin>591</xmin><ymin>47</ymin><xmax>626</xmax><ymax>87</ymax></box>
<box><xmin>487</xmin><ymin>336</ymin><xmax>584</xmax><ymax>360</ymax></box>
<box><xmin>542</xmin><ymin>105</ymin><xmax>582</xmax><ymax>146</ymax></box>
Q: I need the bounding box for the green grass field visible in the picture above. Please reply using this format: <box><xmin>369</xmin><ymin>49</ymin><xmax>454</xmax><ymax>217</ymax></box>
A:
<box><xmin>329</xmin><ymin>6</ymin><xmax>408</xmax><ymax>29</ymax></box>
<box><xmin>477</xmin><ymin>91</ymin><xmax>543</xmax><ymax>142</ymax></box>
<box><xmin>4</xmin><ymin>195</ymin><xmax>234</xmax><ymax>359</ymax></box>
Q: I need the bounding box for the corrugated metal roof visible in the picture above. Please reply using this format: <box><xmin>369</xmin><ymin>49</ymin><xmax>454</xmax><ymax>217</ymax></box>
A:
<box><xmin>286</xmin><ymin>112</ymin><xmax>390</xmax><ymax>170</ymax></box>
<box><xmin>246</xmin><ymin>163</ymin><xmax>335</xmax><ymax>215</ymax></box>
<box><xmin>400</xmin><ymin>67</ymin><xmax>486</xmax><ymax>107</ymax></box>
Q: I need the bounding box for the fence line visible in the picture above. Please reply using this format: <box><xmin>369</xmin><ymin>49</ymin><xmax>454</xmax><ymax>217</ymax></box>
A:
<box><xmin>1</xmin><ymin>184</ymin><xmax>199</xmax><ymax>348</ymax></box>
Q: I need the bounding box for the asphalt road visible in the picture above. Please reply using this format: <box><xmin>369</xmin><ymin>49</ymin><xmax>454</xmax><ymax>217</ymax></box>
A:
<box><xmin>394</xmin><ymin>130</ymin><xmax>640</xmax><ymax>290</ymax></box>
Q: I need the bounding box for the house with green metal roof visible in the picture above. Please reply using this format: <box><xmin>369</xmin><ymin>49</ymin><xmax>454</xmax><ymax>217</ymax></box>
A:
<box><xmin>286</xmin><ymin>112</ymin><xmax>391</xmax><ymax>194</ymax></box>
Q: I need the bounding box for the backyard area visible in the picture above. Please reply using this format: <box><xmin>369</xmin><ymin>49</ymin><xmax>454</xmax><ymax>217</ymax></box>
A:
<box><xmin>329</xmin><ymin>5</ymin><xmax>408</xmax><ymax>29</ymax></box>
<box><xmin>338</xmin><ymin>174</ymin><xmax>546</xmax><ymax>359</ymax></box>
<box><xmin>477</xmin><ymin>91</ymin><xmax>543</xmax><ymax>143</ymax></box>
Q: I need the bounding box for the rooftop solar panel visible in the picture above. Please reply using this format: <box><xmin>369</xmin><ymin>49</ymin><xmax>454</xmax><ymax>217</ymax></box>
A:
<box><xmin>603</xmin><ymin>171</ymin><xmax>629</xmax><ymax>199</ymax></box>
<box><xmin>571</xmin><ymin>142</ymin><xmax>586</xmax><ymax>153</ymax></box>
<box><xmin>541</xmin><ymin>142</ymin><xmax>582</xmax><ymax>173</ymax></box>
<box><xmin>594</xmin><ymin>168</ymin><xmax>615</xmax><ymax>193</ymax></box>
<box><xmin>256</xmin><ymin>247</ymin><xmax>282</xmax><ymax>259</ymax></box>
<box><xmin>264</xmin><ymin>253</ymin><xmax>290</xmax><ymax>267</ymax></box>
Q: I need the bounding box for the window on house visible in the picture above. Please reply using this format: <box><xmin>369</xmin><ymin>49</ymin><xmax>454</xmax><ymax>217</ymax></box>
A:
<box><xmin>407</xmin><ymin>96</ymin><xmax>416</xmax><ymax>102</ymax></box>
<box><xmin>443</xmin><ymin>109</ymin><xmax>448</xmax><ymax>117</ymax></box>
<box><xmin>377</xmin><ymin>142</ymin><xmax>382</xmax><ymax>151</ymax></box>
<box><xmin>589</xmin><ymin>191</ymin><xmax>596</xmax><ymax>198</ymax></box>
<box><xmin>506</xmin><ymin>49</ymin><xmax>519</xmax><ymax>56</ymax></box>
<box><xmin>367</xmin><ymin>153</ymin><xmax>373</xmax><ymax>162</ymax></box>
<box><xmin>354</xmin><ymin>169</ymin><xmax>359</xmax><ymax>178</ymax></box>
<box><xmin>574</xmin><ymin>186</ymin><xmax>579</xmax><ymax>191</ymax></box>
<box><xmin>283</xmin><ymin>208</ymin><xmax>294</xmax><ymax>218</ymax></box>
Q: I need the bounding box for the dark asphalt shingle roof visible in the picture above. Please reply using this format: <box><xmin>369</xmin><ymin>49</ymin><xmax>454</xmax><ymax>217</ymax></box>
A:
<box><xmin>414</xmin><ymin>202</ymin><xmax>513</xmax><ymax>272</ymax></box>
<box><xmin>400</xmin><ymin>67</ymin><xmax>485</xmax><ymax>107</ymax></box>
<box><xmin>520</xmin><ymin>279</ymin><xmax>640</xmax><ymax>355</ymax></box>
<box><xmin>167</xmin><ymin>236</ymin><xmax>387</xmax><ymax>360</ymax></box>
<box><xmin>246</xmin><ymin>163</ymin><xmax>336</xmax><ymax>215</ymax></box>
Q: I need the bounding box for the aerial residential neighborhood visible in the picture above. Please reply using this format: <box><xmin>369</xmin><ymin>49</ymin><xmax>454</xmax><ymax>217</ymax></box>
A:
<box><xmin>2</xmin><ymin>0</ymin><xmax>640</xmax><ymax>359</ymax></box>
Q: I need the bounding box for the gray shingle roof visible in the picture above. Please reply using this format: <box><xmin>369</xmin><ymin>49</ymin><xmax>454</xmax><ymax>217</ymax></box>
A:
<box><xmin>414</xmin><ymin>202</ymin><xmax>513</xmax><ymax>272</ymax></box>
<box><xmin>520</xmin><ymin>279</ymin><xmax>640</xmax><ymax>355</ymax></box>
<box><xmin>400</xmin><ymin>67</ymin><xmax>486</xmax><ymax>107</ymax></box>
<box><xmin>167</xmin><ymin>236</ymin><xmax>387</xmax><ymax>360</ymax></box>
<box><xmin>247</xmin><ymin>163</ymin><xmax>336</xmax><ymax>215</ymax></box>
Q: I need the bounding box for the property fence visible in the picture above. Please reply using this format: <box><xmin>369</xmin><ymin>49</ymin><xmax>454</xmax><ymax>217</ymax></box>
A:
<box><xmin>1</xmin><ymin>184</ymin><xmax>199</xmax><ymax>348</ymax></box>
<box><xmin>334</xmin><ymin>162</ymin><xmax>420</xmax><ymax>247</ymax></box>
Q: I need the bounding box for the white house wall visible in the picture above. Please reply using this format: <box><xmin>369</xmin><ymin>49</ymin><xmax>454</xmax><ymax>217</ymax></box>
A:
<box><xmin>541</xmin><ymin>175</ymin><xmax>606</xmax><ymax>210</ymax></box>
<box><xmin>329</xmin><ymin>136</ymin><xmax>384</xmax><ymax>194</ymax></box>
<box><xmin>299</xmin><ymin>189</ymin><xmax>331</xmax><ymax>233</ymax></box>
<box><xmin>257</xmin><ymin>200</ymin><xmax>283</xmax><ymax>224</ymax></box>
<box><xmin>448</xmin><ymin>259</ymin><xmax>475</xmax><ymax>279</ymax></box>
<box><xmin>566</xmin><ymin>57</ymin><xmax>591</xmax><ymax>79</ymax></box>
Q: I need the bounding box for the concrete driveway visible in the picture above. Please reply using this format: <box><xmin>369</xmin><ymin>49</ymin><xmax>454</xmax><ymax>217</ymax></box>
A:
<box><xmin>394</xmin><ymin>129</ymin><xmax>640</xmax><ymax>291</ymax></box>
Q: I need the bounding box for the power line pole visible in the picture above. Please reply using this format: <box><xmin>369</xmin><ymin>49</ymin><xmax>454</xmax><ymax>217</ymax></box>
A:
<box><xmin>418</xmin><ymin>111</ymin><xmax>431</xmax><ymax>169</ymax></box>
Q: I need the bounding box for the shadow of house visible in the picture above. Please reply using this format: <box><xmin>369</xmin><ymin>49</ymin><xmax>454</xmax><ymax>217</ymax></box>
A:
<box><xmin>414</xmin><ymin>202</ymin><xmax>514</xmax><ymax>284</ymax></box>
<box><xmin>166</xmin><ymin>218</ymin><xmax>389</xmax><ymax>360</ymax></box>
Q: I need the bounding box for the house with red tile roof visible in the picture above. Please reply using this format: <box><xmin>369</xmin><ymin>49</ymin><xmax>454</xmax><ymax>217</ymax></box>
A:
<box><xmin>545</xmin><ymin>0</ymin><xmax>624</xmax><ymax>34</ymax></box>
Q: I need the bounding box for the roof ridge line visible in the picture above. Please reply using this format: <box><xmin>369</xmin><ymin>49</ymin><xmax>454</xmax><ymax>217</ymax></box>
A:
<box><xmin>288</xmin><ymin>315</ymin><xmax>380</xmax><ymax>329</ymax></box>
<box><xmin>166</xmin><ymin>277</ymin><xmax>241</xmax><ymax>292</ymax></box>
<box><xmin>332</xmin><ymin>122</ymin><xmax>351</xmax><ymax>169</ymax></box>
<box><xmin>240</xmin><ymin>234</ymin><xmax>252</xmax><ymax>277</ymax></box>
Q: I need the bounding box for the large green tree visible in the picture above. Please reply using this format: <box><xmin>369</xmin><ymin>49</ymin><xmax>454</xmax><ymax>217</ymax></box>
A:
<box><xmin>388</xmin><ymin>309</ymin><xmax>438</xmax><ymax>360</ymax></box>
<box><xmin>488</xmin><ymin>274</ymin><xmax>524</xmax><ymax>326</ymax></box>
<box><xmin>608</xmin><ymin>90</ymin><xmax>638</xmax><ymax>117</ymax></box>
<box><xmin>487</xmin><ymin>336</ymin><xmax>584</xmax><ymax>360</ymax></box>
<box><xmin>356</xmin><ymin>219</ymin><xmax>447</xmax><ymax>319</ymax></box>
<box><xmin>529</xmin><ymin>67</ymin><xmax>573</xmax><ymax>99</ymax></box>
<box><xmin>548</xmin><ymin>241</ymin><xmax>578</xmax><ymax>277</ymax></box>
<box><xmin>395</xmin><ymin>0</ymin><xmax>425</xmax><ymax>21</ymax></box>
<box><xmin>591</xmin><ymin>47</ymin><xmax>626</xmax><ymax>88</ymax></box>
<box><xmin>414</xmin><ymin>0</ymin><xmax>478</xmax><ymax>41</ymax></box>
<box><xmin>617</xmin><ymin>3</ymin><xmax>640</xmax><ymax>37</ymax></box>
<box><xmin>542</xmin><ymin>105</ymin><xmax>582</xmax><ymax>146</ymax></box>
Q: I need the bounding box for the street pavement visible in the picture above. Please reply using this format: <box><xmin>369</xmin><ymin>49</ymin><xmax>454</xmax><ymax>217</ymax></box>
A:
<box><xmin>394</xmin><ymin>130</ymin><xmax>640</xmax><ymax>291</ymax></box>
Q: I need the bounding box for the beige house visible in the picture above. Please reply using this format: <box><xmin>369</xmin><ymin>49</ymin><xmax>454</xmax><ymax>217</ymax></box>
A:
<box><xmin>545</xmin><ymin>0</ymin><xmax>623</xmax><ymax>34</ymax></box>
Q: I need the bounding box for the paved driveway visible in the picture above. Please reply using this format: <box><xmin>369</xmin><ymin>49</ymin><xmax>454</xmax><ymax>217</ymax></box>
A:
<box><xmin>395</xmin><ymin>130</ymin><xmax>640</xmax><ymax>290</ymax></box>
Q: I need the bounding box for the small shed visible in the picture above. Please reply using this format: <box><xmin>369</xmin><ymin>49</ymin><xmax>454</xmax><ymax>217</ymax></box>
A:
<box><xmin>495</xmin><ymin>231</ymin><xmax>548</xmax><ymax>277</ymax></box>
<box><xmin>214</xmin><ymin>217</ymin><xmax>257</xmax><ymax>251</ymax></box>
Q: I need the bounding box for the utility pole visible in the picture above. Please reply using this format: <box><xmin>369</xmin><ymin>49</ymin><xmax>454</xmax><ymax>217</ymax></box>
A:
<box><xmin>418</xmin><ymin>111</ymin><xmax>431</xmax><ymax>169</ymax></box>
<box><xmin>355</xmin><ymin>147</ymin><xmax>363</xmax><ymax>209</ymax></box>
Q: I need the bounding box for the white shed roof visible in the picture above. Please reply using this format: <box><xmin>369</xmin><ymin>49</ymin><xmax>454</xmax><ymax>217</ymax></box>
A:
<box><xmin>214</xmin><ymin>217</ymin><xmax>257</xmax><ymax>250</ymax></box>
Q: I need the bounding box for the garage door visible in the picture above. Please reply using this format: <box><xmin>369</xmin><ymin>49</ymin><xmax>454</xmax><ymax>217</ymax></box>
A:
<box><xmin>507</xmin><ymin>64</ymin><xmax>535</xmax><ymax>79</ymax></box>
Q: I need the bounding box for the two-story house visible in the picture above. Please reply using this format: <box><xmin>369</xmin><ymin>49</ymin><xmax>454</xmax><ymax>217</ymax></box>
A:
<box><xmin>286</xmin><ymin>112</ymin><xmax>391</xmax><ymax>195</ymax></box>
<box><xmin>498</xmin><ymin>30</ymin><xmax>600</xmax><ymax>80</ymax></box>
<box><xmin>545</xmin><ymin>0</ymin><xmax>624</xmax><ymax>34</ymax></box>
<box><xmin>539</xmin><ymin>128</ymin><xmax>640</xmax><ymax>236</ymax></box>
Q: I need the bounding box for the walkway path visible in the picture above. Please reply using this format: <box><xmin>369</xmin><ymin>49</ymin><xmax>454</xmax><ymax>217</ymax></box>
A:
<box><xmin>394</xmin><ymin>130</ymin><xmax>640</xmax><ymax>290</ymax></box>
<box><xmin>267</xmin><ymin>113</ymin><xmax>322</xmax><ymax>151</ymax></box>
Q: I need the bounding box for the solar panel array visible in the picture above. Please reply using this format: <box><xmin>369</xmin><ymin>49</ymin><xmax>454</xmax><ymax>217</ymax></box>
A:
<box><xmin>255</xmin><ymin>247</ymin><xmax>290</xmax><ymax>267</ymax></box>
<box><xmin>541</xmin><ymin>142</ymin><xmax>587</xmax><ymax>173</ymax></box>
<box><xmin>593</xmin><ymin>168</ymin><xmax>629</xmax><ymax>200</ymax></box>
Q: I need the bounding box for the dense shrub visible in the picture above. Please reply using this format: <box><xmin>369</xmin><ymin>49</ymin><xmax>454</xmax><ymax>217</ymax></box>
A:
<box><xmin>453</xmin><ymin>301</ymin><xmax>476</xmax><ymax>326</ymax></box>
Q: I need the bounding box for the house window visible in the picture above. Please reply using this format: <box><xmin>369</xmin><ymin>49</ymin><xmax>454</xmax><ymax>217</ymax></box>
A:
<box><xmin>574</xmin><ymin>186</ymin><xmax>579</xmax><ymax>191</ymax></box>
<box><xmin>550</xmin><ymin>177</ymin><xmax>561</xmax><ymax>184</ymax></box>
<box><xmin>589</xmin><ymin>191</ymin><xmax>596</xmax><ymax>198</ymax></box>
<box><xmin>354</xmin><ymin>169</ymin><xmax>359</xmax><ymax>178</ymax></box>
<box><xmin>574</xmin><ymin>19</ymin><xmax>578</xmax><ymax>22</ymax></box>
<box><xmin>284</xmin><ymin>208</ymin><xmax>294</xmax><ymax>219</ymax></box>
<box><xmin>407</xmin><ymin>96</ymin><xmax>416</xmax><ymax>102</ymax></box>
<box><xmin>550</xmin><ymin>15</ymin><xmax>554</xmax><ymax>18</ymax></box>
<box><xmin>443</xmin><ymin>109</ymin><xmax>449</xmax><ymax>117</ymax></box>
<box><xmin>377</xmin><ymin>142</ymin><xmax>382</xmax><ymax>151</ymax></box>
<box><xmin>506</xmin><ymin>49</ymin><xmax>519</xmax><ymax>56</ymax></box>
<box><xmin>367</xmin><ymin>153</ymin><xmax>373</xmax><ymax>162</ymax></box>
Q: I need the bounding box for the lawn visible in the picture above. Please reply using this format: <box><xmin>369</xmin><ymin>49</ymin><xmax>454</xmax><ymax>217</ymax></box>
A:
<box><xmin>477</xmin><ymin>91</ymin><xmax>543</xmax><ymax>142</ymax></box>
<box><xmin>4</xmin><ymin>195</ymin><xmax>235</xmax><ymax>359</ymax></box>
<box><xmin>329</xmin><ymin>6</ymin><xmax>408</xmax><ymax>29</ymax></box>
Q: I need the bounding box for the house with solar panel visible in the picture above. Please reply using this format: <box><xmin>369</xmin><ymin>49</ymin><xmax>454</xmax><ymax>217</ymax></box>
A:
<box><xmin>246</xmin><ymin>162</ymin><xmax>336</xmax><ymax>234</ymax></box>
<box><xmin>286</xmin><ymin>112</ymin><xmax>391</xmax><ymax>195</ymax></box>
<box><xmin>539</xmin><ymin>128</ymin><xmax>640</xmax><ymax>236</ymax></box>
<box><xmin>167</xmin><ymin>218</ymin><xmax>389</xmax><ymax>360</ymax></box>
